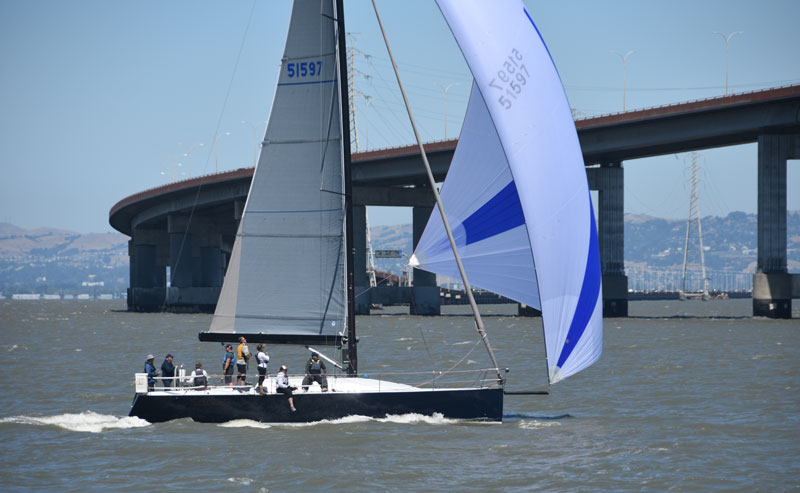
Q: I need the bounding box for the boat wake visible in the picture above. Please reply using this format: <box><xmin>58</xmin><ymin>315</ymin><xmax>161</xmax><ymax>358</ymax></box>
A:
<box><xmin>503</xmin><ymin>413</ymin><xmax>572</xmax><ymax>421</ymax></box>
<box><xmin>217</xmin><ymin>413</ymin><xmax>462</xmax><ymax>429</ymax></box>
<box><xmin>517</xmin><ymin>419</ymin><xmax>563</xmax><ymax>430</ymax></box>
<box><xmin>0</xmin><ymin>411</ymin><xmax>150</xmax><ymax>433</ymax></box>
<box><xmin>218</xmin><ymin>419</ymin><xmax>274</xmax><ymax>429</ymax></box>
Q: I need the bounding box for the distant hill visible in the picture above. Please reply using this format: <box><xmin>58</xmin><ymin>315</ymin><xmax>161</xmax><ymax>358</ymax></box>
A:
<box><xmin>0</xmin><ymin>223</ymin><xmax>128</xmax><ymax>295</ymax></box>
<box><xmin>1</xmin><ymin>211</ymin><xmax>797</xmax><ymax>294</ymax></box>
<box><xmin>370</xmin><ymin>211</ymin><xmax>800</xmax><ymax>278</ymax></box>
<box><xmin>625</xmin><ymin>210</ymin><xmax>799</xmax><ymax>273</ymax></box>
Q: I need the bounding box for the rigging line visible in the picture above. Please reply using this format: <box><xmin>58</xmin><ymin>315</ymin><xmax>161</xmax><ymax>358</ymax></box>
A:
<box><xmin>371</xmin><ymin>0</ymin><xmax>504</xmax><ymax>383</ymax></box>
<box><xmin>318</xmin><ymin>221</ymin><xmax>345</xmax><ymax>336</ymax></box>
<box><xmin>417</xmin><ymin>320</ymin><xmax>439</xmax><ymax>375</ymax></box>
<box><xmin>363</xmin><ymin>101</ymin><xmax>414</xmax><ymax>143</ymax></box>
<box><xmin>317</xmin><ymin>25</ymin><xmax>341</xmax><ymax>192</ymax></box>
<box><xmin>361</xmin><ymin>58</ymin><xmax>420</xmax><ymax>137</ymax></box>
<box><xmin>159</xmin><ymin>0</ymin><xmax>258</xmax><ymax>314</ymax></box>
<box><xmin>358</xmin><ymin>51</ymin><xmax>472</xmax><ymax>80</ymax></box>
<box><xmin>313</xmin><ymin>3</ymin><xmax>346</xmax><ymax>334</ymax></box>
<box><xmin>416</xmin><ymin>338</ymin><xmax>482</xmax><ymax>387</ymax></box>
<box><xmin>353</xmin><ymin>270</ymin><xmax>392</xmax><ymax>298</ymax></box>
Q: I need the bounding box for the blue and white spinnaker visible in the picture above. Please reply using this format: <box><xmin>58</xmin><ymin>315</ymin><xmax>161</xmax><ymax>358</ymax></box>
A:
<box><xmin>411</xmin><ymin>0</ymin><xmax>602</xmax><ymax>383</ymax></box>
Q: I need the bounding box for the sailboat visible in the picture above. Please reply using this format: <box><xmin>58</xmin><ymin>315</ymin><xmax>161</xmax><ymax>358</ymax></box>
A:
<box><xmin>129</xmin><ymin>0</ymin><xmax>601</xmax><ymax>424</ymax></box>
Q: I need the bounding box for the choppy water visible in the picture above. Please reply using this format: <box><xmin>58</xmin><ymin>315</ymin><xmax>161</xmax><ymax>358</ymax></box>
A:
<box><xmin>1</xmin><ymin>299</ymin><xmax>798</xmax><ymax>491</ymax></box>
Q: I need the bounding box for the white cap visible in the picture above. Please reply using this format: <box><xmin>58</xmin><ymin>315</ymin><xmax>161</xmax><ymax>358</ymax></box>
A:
<box><xmin>146</xmin><ymin>354</ymin><xmax>154</xmax><ymax>360</ymax></box>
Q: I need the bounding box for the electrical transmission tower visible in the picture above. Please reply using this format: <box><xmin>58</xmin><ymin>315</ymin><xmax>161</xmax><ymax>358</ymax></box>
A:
<box><xmin>347</xmin><ymin>33</ymin><xmax>371</xmax><ymax>153</ymax></box>
<box><xmin>679</xmin><ymin>152</ymin><xmax>710</xmax><ymax>300</ymax></box>
<box><xmin>365</xmin><ymin>209</ymin><xmax>377</xmax><ymax>288</ymax></box>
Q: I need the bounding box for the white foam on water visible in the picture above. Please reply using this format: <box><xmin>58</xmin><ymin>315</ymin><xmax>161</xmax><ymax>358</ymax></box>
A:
<box><xmin>265</xmin><ymin>413</ymin><xmax>460</xmax><ymax>428</ymax></box>
<box><xmin>0</xmin><ymin>411</ymin><xmax>150</xmax><ymax>433</ymax></box>
<box><xmin>379</xmin><ymin>412</ymin><xmax>458</xmax><ymax>425</ymax></box>
<box><xmin>218</xmin><ymin>419</ymin><xmax>272</xmax><ymax>429</ymax></box>
<box><xmin>271</xmin><ymin>414</ymin><xmax>374</xmax><ymax>428</ymax></box>
<box><xmin>752</xmin><ymin>354</ymin><xmax>778</xmax><ymax>360</ymax></box>
<box><xmin>518</xmin><ymin>420</ymin><xmax>562</xmax><ymax>430</ymax></box>
<box><xmin>227</xmin><ymin>477</ymin><xmax>253</xmax><ymax>486</ymax></box>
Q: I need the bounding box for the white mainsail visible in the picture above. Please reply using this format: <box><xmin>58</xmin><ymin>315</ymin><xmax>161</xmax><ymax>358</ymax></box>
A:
<box><xmin>207</xmin><ymin>0</ymin><xmax>347</xmax><ymax>342</ymax></box>
<box><xmin>412</xmin><ymin>0</ymin><xmax>603</xmax><ymax>383</ymax></box>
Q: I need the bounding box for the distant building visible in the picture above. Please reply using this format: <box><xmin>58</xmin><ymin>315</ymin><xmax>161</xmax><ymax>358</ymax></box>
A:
<box><xmin>12</xmin><ymin>294</ymin><xmax>40</xmax><ymax>300</ymax></box>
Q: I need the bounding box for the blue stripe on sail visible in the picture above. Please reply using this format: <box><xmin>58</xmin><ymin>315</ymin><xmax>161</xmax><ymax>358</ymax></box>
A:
<box><xmin>523</xmin><ymin>7</ymin><xmax>559</xmax><ymax>78</ymax></box>
<box><xmin>555</xmin><ymin>204</ymin><xmax>601</xmax><ymax>369</ymax></box>
<box><xmin>277</xmin><ymin>79</ymin><xmax>335</xmax><ymax>87</ymax></box>
<box><xmin>462</xmin><ymin>181</ymin><xmax>525</xmax><ymax>245</ymax></box>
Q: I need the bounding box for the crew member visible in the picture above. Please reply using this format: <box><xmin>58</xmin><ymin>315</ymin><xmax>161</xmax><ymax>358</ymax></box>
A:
<box><xmin>222</xmin><ymin>344</ymin><xmax>235</xmax><ymax>386</ymax></box>
<box><xmin>302</xmin><ymin>352</ymin><xmax>328</xmax><ymax>392</ymax></box>
<box><xmin>275</xmin><ymin>365</ymin><xmax>297</xmax><ymax>411</ymax></box>
<box><xmin>256</xmin><ymin>344</ymin><xmax>269</xmax><ymax>395</ymax></box>
<box><xmin>189</xmin><ymin>362</ymin><xmax>209</xmax><ymax>389</ymax></box>
<box><xmin>144</xmin><ymin>354</ymin><xmax>158</xmax><ymax>391</ymax></box>
<box><xmin>235</xmin><ymin>336</ymin><xmax>250</xmax><ymax>390</ymax></box>
<box><xmin>160</xmin><ymin>353</ymin><xmax>175</xmax><ymax>388</ymax></box>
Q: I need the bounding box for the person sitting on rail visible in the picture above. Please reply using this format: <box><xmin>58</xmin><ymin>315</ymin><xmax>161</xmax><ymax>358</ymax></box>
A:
<box><xmin>276</xmin><ymin>365</ymin><xmax>297</xmax><ymax>412</ymax></box>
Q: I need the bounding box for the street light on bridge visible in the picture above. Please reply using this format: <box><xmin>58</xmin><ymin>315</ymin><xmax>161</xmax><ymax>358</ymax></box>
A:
<box><xmin>435</xmin><ymin>82</ymin><xmax>460</xmax><ymax>140</ymax></box>
<box><xmin>214</xmin><ymin>131</ymin><xmax>231</xmax><ymax>173</ymax></box>
<box><xmin>240</xmin><ymin>121</ymin><xmax>265</xmax><ymax>168</ymax></box>
<box><xmin>610</xmin><ymin>50</ymin><xmax>635</xmax><ymax>112</ymax></box>
<box><xmin>362</xmin><ymin>95</ymin><xmax>372</xmax><ymax>151</ymax></box>
<box><xmin>182</xmin><ymin>142</ymin><xmax>204</xmax><ymax>178</ymax></box>
<box><xmin>712</xmin><ymin>31</ymin><xmax>743</xmax><ymax>96</ymax></box>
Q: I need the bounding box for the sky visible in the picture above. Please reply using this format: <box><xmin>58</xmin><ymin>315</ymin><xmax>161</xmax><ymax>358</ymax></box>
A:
<box><xmin>1</xmin><ymin>0</ymin><xmax>799</xmax><ymax>233</ymax></box>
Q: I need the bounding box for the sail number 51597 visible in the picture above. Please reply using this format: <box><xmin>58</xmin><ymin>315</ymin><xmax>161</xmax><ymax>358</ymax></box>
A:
<box><xmin>287</xmin><ymin>61</ymin><xmax>323</xmax><ymax>78</ymax></box>
<box><xmin>489</xmin><ymin>48</ymin><xmax>529</xmax><ymax>110</ymax></box>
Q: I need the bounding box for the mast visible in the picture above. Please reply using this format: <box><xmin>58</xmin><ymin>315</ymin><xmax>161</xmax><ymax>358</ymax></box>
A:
<box><xmin>336</xmin><ymin>0</ymin><xmax>357</xmax><ymax>375</ymax></box>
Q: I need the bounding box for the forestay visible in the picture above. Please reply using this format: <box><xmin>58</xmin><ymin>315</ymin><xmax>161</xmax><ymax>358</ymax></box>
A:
<box><xmin>204</xmin><ymin>0</ymin><xmax>347</xmax><ymax>344</ymax></box>
<box><xmin>411</xmin><ymin>0</ymin><xmax>603</xmax><ymax>383</ymax></box>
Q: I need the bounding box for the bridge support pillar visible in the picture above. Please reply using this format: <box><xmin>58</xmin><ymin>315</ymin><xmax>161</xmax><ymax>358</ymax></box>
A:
<box><xmin>353</xmin><ymin>205</ymin><xmax>370</xmax><ymax>315</ymax></box>
<box><xmin>192</xmin><ymin>219</ymin><xmax>225</xmax><ymax>288</ymax></box>
<box><xmin>168</xmin><ymin>215</ymin><xmax>193</xmax><ymax>289</ymax></box>
<box><xmin>129</xmin><ymin>227</ymin><xmax>168</xmax><ymax>311</ymax></box>
<box><xmin>412</xmin><ymin>203</ymin><xmax>440</xmax><ymax>315</ymax></box>
<box><xmin>518</xmin><ymin>304</ymin><xmax>541</xmax><ymax>317</ymax></box>
<box><xmin>596</xmin><ymin>162</ymin><xmax>628</xmax><ymax>317</ymax></box>
<box><xmin>754</xmin><ymin>133</ymin><xmax>799</xmax><ymax>318</ymax></box>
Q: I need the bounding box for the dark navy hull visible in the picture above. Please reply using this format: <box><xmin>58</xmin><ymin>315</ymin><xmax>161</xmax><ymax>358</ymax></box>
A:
<box><xmin>129</xmin><ymin>388</ymin><xmax>503</xmax><ymax>423</ymax></box>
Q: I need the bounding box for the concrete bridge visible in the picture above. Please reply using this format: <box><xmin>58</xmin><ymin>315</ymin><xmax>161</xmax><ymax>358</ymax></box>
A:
<box><xmin>110</xmin><ymin>85</ymin><xmax>800</xmax><ymax>317</ymax></box>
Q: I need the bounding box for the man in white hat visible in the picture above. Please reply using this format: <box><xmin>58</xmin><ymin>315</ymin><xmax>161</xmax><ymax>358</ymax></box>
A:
<box><xmin>144</xmin><ymin>354</ymin><xmax>158</xmax><ymax>391</ymax></box>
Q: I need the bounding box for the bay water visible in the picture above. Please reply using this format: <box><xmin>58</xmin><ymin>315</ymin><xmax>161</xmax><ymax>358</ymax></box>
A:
<box><xmin>1</xmin><ymin>299</ymin><xmax>797</xmax><ymax>491</ymax></box>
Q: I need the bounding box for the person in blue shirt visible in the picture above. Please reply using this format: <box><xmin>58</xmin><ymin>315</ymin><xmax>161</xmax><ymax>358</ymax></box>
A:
<box><xmin>160</xmin><ymin>354</ymin><xmax>175</xmax><ymax>388</ymax></box>
<box><xmin>144</xmin><ymin>354</ymin><xmax>158</xmax><ymax>391</ymax></box>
